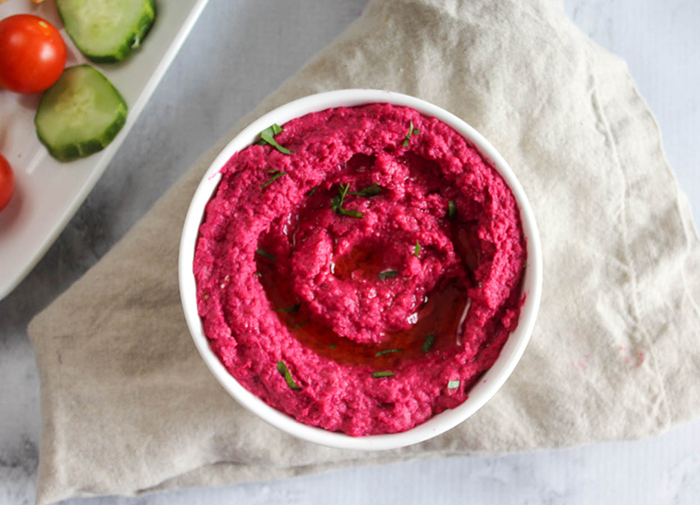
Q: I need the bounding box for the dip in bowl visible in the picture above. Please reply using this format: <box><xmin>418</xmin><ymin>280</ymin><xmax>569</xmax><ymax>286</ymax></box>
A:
<box><xmin>179</xmin><ymin>90</ymin><xmax>542</xmax><ymax>451</ymax></box>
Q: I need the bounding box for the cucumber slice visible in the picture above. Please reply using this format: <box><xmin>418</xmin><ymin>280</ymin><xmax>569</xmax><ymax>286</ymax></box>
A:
<box><xmin>57</xmin><ymin>0</ymin><xmax>156</xmax><ymax>63</ymax></box>
<box><xmin>35</xmin><ymin>65</ymin><xmax>128</xmax><ymax>162</ymax></box>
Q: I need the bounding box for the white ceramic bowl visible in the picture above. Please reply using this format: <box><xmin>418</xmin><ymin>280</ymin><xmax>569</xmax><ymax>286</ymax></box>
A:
<box><xmin>179</xmin><ymin>89</ymin><xmax>542</xmax><ymax>451</ymax></box>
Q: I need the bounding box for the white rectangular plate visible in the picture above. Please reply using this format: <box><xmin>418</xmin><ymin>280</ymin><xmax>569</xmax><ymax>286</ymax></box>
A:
<box><xmin>0</xmin><ymin>0</ymin><xmax>210</xmax><ymax>300</ymax></box>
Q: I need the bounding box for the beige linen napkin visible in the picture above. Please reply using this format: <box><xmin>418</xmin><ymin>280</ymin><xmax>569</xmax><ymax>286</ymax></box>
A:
<box><xmin>28</xmin><ymin>0</ymin><xmax>700</xmax><ymax>503</ymax></box>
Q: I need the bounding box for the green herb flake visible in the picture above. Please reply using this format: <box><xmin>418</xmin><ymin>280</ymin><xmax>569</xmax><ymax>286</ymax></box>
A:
<box><xmin>447</xmin><ymin>380</ymin><xmax>461</xmax><ymax>390</ymax></box>
<box><xmin>256</xmin><ymin>124</ymin><xmax>283</xmax><ymax>145</ymax></box>
<box><xmin>258</xmin><ymin>124</ymin><xmax>292</xmax><ymax>155</ymax></box>
<box><xmin>372</xmin><ymin>371</ymin><xmax>396</xmax><ymax>378</ymax></box>
<box><xmin>260</xmin><ymin>170</ymin><xmax>288</xmax><ymax>189</ymax></box>
<box><xmin>261</xmin><ymin>133</ymin><xmax>292</xmax><ymax>155</ymax></box>
<box><xmin>255</xmin><ymin>248</ymin><xmax>277</xmax><ymax>262</ymax></box>
<box><xmin>378</xmin><ymin>270</ymin><xmax>398</xmax><ymax>280</ymax></box>
<box><xmin>448</xmin><ymin>200</ymin><xmax>457</xmax><ymax>221</ymax></box>
<box><xmin>275</xmin><ymin>303</ymin><xmax>301</xmax><ymax>313</ymax></box>
<box><xmin>339</xmin><ymin>208</ymin><xmax>364</xmax><ymax>218</ymax></box>
<box><xmin>277</xmin><ymin>361</ymin><xmax>302</xmax><ymax>390</ymax></box>
<box><xmin>402</xmin><ymin>120</ymin><xmax>420</xmax><ymax>147</ymax></box>
<box><xmin>307</xmin><ymin>185</ymin><xmax>319</xmax><ymax>196</ymax></box>
<box><xmin>329</xmin><ymin>344</ymin><xmax>337</xmax><ymax>349</ymax></box>
<box><xmin>262</xmin><ymin>124</ymin><xmax>283</xmax><ymax>137</ymax></box>
<box><xmin>414</xmin><ymin>241</ymin><xmax>421</xmax><ymax>258</ymax></box>
<box><xmin>349</xmin><ymin>183</ymin><xmax>382</xmax><ymax>197</ymax></box>
<box><xmin>375</xmin><ymin>348</ymin><xmax>403</xmax><ymax>357</ymax></box>
<box><xmin>421</xmin><ymin>331</ymin><xmax>436</xmax><ymax>353</ymax></box>
<box><xmin>331</xmin><ymin>183</ymin><xmax>349</xmax><ymax>211</ymax></box>
<box><xmin>331</xmin><ymin>183</ymin><xmax>363</xmax><ymax>218</ymax></box>
<box><xmin>254</xmin><ymin>271</ymin><xmax>263</xmax><ymax>277</ymax></box>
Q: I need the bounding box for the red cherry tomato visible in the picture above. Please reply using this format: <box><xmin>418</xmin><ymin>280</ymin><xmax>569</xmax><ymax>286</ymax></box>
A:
<box><xmin>0</xmin><ymin>14</ymin><xmax>67</xmax><ymax>94</ymax></box>
<box><xmin>0</xmin><ymin>154</ymin><xmax>14</xmax><ymax>212</ymax></box>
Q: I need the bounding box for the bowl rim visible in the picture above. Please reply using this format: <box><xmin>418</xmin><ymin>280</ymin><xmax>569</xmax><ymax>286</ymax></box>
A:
<box><xmin>178</xmin><ymin>89</ymin><xmax>542</xmax><ymax>451</ymax></box>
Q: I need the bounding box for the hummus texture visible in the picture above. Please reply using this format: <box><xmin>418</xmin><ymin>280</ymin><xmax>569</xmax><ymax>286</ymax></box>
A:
<box><xmin>194</xmin><ymin>103</ymin><xmax>526</xmax><ymax>436</ymax></box>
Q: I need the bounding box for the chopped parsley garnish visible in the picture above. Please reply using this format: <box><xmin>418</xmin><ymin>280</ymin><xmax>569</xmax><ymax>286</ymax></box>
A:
<box><xmin>375</xmin><ymin>348</ymin><xmax>402</xmax><ymax>357</ymax></box>
<box><xmin>255</xmin><ymin>248</ymin><xmax>277</xmax><ymax>262</ymax></box>
<box><xmin>350</xmin><ymin>183</ymin><xmax>382</xmax><ymax>197</ymax></box>
<box><xmin>258</xmin><ymin>124</ymin><xmax>283</xmax><ymax>142</ymax></box>
<box><xmin>414</xmin><ymin>241</ymin><xmax>421</xmax><ymax>257</ymax></box>
<box><xmin>402</xmin><ymin>120</ymin><xmax>420</xmax><ymax>147</ymax></box>
<box><xmin>258</xmin><ymin>124</ymin><xmax>292</xmax><ymax>155</ymax></box>
<box><xmin>275</xmin><ymin>303</ymin><xmax>301</xmax><ymax>313</ymax></box>
<box><xmin>378</xmin><ymin>270</ymin><xmax>398</xmax><ymax>280</ymax></box>
<box><xmin>329</xmin><ymin>344</ymin><xmax>337</xmax><ymax>349</ymax></box>
<box><xmin>421</xmin><ymin>331</ymin><xmax>436</xmax><ymax>352</ymax></box>
<box><xmin>262</xmin><ymin>133</ymin><xmax>291</xmax><ymax>155</ymax></box>
<box><xmin>331</xmin><ymin>183</ymin><xmax>349</xmax><ymax>211</ymax></box>
<box><xmin>447</xmin><ymin>380</ymin><xmax>460</xmax><ymax>389</ymax></box>
<box><xmin>307</xmin><ymin>185</ymin><xmax>319</xmax><ymax>196</ymax></box>
<box><xmin>331</xmin><ymin>183</ymin><xmax>363</xmax><ymax>218</ymax></box>
<box><xmin>339</xmin><ymin>208</ymin><xmax>364</xmax><ymax>218</ymax></box>
<box><xmin>277</xmin><ymin>361</ymin><xmax>301</xmax><ymax>390</ymax></box>
<box><xmin>448</xmin><ymin>200</ymin><xmax>456</xmax><ymax>221</ymax></box>
<box><xmin>260</xmin><ymin>170</ymin><xmax>287</xmax><ymax>189</ymax></box>
<box><xmin>371</xmin><ymin>371</ymin><xmax>395</xmax><ymax>378</ymax></box>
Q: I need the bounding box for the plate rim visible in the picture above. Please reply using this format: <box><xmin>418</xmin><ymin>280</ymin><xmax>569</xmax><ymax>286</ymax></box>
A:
<box><xmin>0</xmin><ymin>0</ymin><xmax>212</xmax><ymax>301</ymax></box>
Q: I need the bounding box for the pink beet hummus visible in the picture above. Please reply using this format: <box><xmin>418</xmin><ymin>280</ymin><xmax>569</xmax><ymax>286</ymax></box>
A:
<box><xmin>194</xmin><ymin>103</ymin><xmax>526</xmax><ymax>436</ymax></box>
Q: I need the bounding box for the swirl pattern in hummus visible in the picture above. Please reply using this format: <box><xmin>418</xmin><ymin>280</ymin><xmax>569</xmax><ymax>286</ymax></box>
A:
<box><xmin>194</xmin><ymin>104</ymin><xmax>526</xmax><ymax>436</ymax></box>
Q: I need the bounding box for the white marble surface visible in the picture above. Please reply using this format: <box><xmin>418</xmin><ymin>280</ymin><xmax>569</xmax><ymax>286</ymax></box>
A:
<box><xmin>1</xmin><ymin>0</ymin><xmax>699</xmax><ymax>503</ymax></box>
